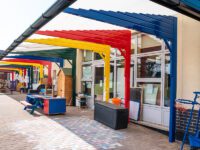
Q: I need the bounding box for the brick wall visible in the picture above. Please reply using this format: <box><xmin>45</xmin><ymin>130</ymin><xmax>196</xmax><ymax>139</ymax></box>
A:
<box><xmin>176</xmin><ymin>109</ymin><xmax>200</xmax><ymax>140</ymax></box>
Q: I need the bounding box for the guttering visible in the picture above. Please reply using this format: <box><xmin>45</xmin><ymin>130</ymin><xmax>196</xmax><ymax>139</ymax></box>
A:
<box><xmin>0</xmin><ymin>0</ymin><xmax>77</xmax><ymax>60</ymax></box>
<box><xmin>150</xmin><ymin>0</ymin><xmax>200</xmax><ymax>21</ymax></box>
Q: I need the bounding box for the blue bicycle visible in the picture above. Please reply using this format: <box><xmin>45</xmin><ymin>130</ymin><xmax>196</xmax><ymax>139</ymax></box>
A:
<box><xmin>176</xmin><ymin>92</ymin><xmax>200</xmax><ymax>150</ymax></box>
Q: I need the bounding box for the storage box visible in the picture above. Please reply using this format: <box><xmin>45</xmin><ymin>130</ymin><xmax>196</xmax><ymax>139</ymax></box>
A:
<box><xmin>94</xmin><ymin>101</ymin><xmax>128</xmax><ymax>130</ymax></box>
<box><xmin>43</xmin><ymin>98</ymin><xmax>66</xmax><ymax>115</ymax></box>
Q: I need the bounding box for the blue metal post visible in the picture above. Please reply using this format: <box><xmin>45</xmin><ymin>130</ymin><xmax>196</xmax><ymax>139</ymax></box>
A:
<box><xmin>60</xmin><ymin>59</ymin><xmax>64</xmax><ymax>68</ymax></box>
<box><xmin>169</xmin><ymin>17</ymin><xmax>177</xmax><ymax>142</ymax></box>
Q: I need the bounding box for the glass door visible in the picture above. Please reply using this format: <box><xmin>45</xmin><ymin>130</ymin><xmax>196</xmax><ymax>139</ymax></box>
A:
<box><xmin>94</xmin><ymin>65</ymin><xmax>104</xmax><ymax>101</ymax></box>
<box><xmin>93</xmin><ymin>63</ymin><xmax>114</xmax><ymax>102</ymax></box>
<box><xmin>136</xmin><ymin>54</ymin><xmax>162</xmax><ymax>125</ymax></box>
<box><xmin>161</xmin><ymin>52</ymin><xmax>171</xmax><ymax>127</ymax></box>
<box><xmin>134</xmin><ymin>34</ymin><xmax>170</xmax><ymax>128</ymax></box>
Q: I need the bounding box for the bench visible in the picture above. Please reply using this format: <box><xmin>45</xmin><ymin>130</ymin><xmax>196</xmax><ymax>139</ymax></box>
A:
<box><xmin>20</xmin><ymin>100</ymin><xmax>32</xmax><ymax>106</ymax></box>
<box><xmin>20</xmin><ymin>100</ymin><xmax>37</xmax><ymax>114</ymax></box>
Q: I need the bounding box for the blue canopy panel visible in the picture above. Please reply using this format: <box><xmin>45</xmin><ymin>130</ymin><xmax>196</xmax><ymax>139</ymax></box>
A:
<box><xmin>64</xmin><ymin>8</ymin><xmax>177</xmax><ymax>143</ymax></box>
<box><xmin>64</xmin><ymin>8</ymin><xmax>175</xmax><ymax>46</ymax></box>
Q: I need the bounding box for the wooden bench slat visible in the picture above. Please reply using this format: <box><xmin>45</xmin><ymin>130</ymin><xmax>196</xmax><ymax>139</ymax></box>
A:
<box><xmin>20</xmin><ymin>101</ymin><xmax>32</xmax><ymax>106</ymax></box>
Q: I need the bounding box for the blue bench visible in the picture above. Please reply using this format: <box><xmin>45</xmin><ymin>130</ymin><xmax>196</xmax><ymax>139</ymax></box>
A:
<box><xmin>21</xmin><ymin>95</ymin><xmax>44</xmax><ymax>114</ymax></box>
<box><xmin>20</xmin><ymin>101</ymin><xmax>38</xmax><ymax>114</ymax></box>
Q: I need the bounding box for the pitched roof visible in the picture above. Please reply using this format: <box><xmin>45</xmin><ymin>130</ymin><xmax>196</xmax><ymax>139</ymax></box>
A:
<box><xmin>58</xmin><ymin>68</ymin><xmax>72</xmax><ymax>76</ymax></box>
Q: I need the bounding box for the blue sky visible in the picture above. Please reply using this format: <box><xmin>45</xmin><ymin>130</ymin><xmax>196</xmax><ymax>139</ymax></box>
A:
<box><xmin>0</xmin><ymin>0</ymin><xmax>175</xmax><ymax>50</ymax></box>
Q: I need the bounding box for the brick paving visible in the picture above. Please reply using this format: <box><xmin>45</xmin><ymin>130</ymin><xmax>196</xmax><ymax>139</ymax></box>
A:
<box><xmin>10</xmin><ymin>117</ymin><xmax>95</xmax><ymax>150</ymax></box>
<box><xmin>0</xmin><ymin>94</ymin><xmax>95</xmax><ymax>150</ymax></box>
<box><xmin>0</xmin><ymin>93</ymin><xmax>190</xmax><ymax>150</ymax></box>
<box><xmin>52</xmin><ymin>116</ymin><xmax>125</xmax><ymax>149</ymax></box>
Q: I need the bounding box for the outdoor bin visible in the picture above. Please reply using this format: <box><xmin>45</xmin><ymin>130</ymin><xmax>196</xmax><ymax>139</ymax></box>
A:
<box><xmin>43</xmin><ymin>98</ymin><xmax>66</xmax><ymax>115</ymax></box>
<box><xmin>94</xmin><ymin>101</ymin><xmax>128</xmax><ymax>130</ymax></box>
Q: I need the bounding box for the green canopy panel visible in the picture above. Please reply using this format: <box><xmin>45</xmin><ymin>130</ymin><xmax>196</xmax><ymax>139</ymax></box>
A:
<box><xmin>0</xmin><ymin>64</ymin><xmax>32</xmax><ymax>68</ymax></box>
<box><xmin>12</xmin><ymin>48</ymin><xmax>77</xmax><ymax>106</ymax></box>
<box><xmin>11</xmin><ymin>48</ymin><xmax>76</xmax><ymax>60</ymax></box>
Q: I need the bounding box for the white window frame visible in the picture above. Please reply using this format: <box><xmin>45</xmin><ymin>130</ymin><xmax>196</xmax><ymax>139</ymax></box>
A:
<box><xmin>80</xmin><ymin>35</ymin><xmax>171</xmax><ymax>109</ymax></box>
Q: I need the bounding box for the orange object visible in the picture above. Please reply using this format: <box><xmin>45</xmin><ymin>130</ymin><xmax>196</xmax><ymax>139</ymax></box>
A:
<box><xmin>112</xmin><ymin>98</ymin><xmax>121</xmax><ymax>106</ymax></box>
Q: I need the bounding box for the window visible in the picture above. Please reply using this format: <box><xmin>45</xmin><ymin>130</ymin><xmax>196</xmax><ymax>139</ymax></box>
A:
<box><xmin>137</xmin><ymin>34</ymin><xmax>162</xmax><ymax>53</ymax></box>
<box><xmin>137</xmin><ymin>55</ymin><xmax>161</xmax><ymax>78</ymax></box>
<box><xmin>81</xmin><ymin>81</ymin><xmax>92</xmax><ymax>96</ymax></box>
<box><xmin>164</xmin><ymin>54</ymin><xmax>170</xmax><ymax>107</ymax></box>
<box><xmin>94</xmin><ymin>66</ymin><xmax>104</xmax><ymax>100</ymax></box>
<box><xmin>82</xmin><ymin>65</ymin><xmax>92</xmax><ymax>81</ymax></box>
<box><xmin>33</xmin><ymin>67</ymin><xmax>39</xmax><ymax>83</ymax></box>
<box><xmin>94</xmin><ymin>53</ymin><xmax>102</xmax><ymax>60</ymax></box>
<box><xmin>83</xmin><ymin>51</ymin><xmax>92</xmax><ymax>62</ymax></box>
<box><xmin>116</xmin><ymin>59</ymin><xmax>134</xmax><ymax>98</ymax></box>
<box><xmin>44</xmin><ymin>66</ymin><xmax>48</xmax><ymax>78</ymax></box>
<box><xmin>138</xmin><ymin>83</ymin><xmax>161</xmax><ymax>106</ymax></box>
<box><xmin>81</xmin><ymin>65</ymin><xmax>92</xmax><ymax>96</ymax></box>
<box><xmin>110</xmin><ymin>65</ymin><xmax>114</xmax><ymax>98</ymax></box>
<box><xmin>131</xmin><ymin>37</ymin><xmax>136</xmax><ymax>54</ymax></box>
<box><xmin>116</xmin><ymin>59</ymin><xmax>125</xmax><ymax>98</ymax></box>
<box><xmin>94</xmin><ymin>65</ymin><xmax>114</xmax><ymax>100</ymax></box>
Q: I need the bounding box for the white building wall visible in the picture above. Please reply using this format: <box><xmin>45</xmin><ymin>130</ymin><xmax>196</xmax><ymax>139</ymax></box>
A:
<box><xmin>177</xmin><ymin>14</ymin><xmax>200</xmax><ymax>100</ymax></box>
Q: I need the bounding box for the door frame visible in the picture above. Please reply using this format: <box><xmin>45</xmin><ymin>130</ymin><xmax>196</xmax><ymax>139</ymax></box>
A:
<box><xmin>133</xmin><ymin>34</ymin><xmax>170</xmax><ymax>127</ymax></box>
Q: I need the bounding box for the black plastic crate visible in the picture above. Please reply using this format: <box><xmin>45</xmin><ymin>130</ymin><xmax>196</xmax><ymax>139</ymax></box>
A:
<box><xmin>94</xmin><ymin>101</ymin><xmax>128</xmax><ymax>130</ymax></box>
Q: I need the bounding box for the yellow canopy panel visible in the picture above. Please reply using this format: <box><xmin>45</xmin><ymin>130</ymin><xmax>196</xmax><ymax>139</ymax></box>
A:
<box><xmin>26</xmin><ymin>38</ymin><xmax>111</xmax><ymax>102</ymax></box>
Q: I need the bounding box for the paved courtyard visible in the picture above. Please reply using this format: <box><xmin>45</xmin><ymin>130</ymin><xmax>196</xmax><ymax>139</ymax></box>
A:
<box><xmin>0</xmin><ymin>93</ymin><xmax>188</xmax><ymax>150</ymax></box>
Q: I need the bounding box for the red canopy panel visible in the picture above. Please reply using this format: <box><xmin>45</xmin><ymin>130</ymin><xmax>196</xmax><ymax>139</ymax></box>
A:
<box><xmin>4</xmin><ymin>58</ymin><xmax>51</xmax><ymax>66</ymax></box>
<box><xmin>36</xmin><ymin>29</ymin><xmax>131</xmax><ymax>110</ymax></box>
<box><xmin>36</xmin><ymin>30</ymin><xmax>131</xmax><ymax>55</ymax></box>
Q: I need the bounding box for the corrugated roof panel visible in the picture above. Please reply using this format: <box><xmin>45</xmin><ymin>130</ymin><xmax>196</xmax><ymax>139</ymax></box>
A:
<box><xmin>64</xmin><ymin>8</ymin><xmax>176</xmax><ymax>41</ymax></box>
<box><xmin>11</xmin><ymin>49</ymin><xmax>76</xmax><ymax>60</ymax></box>
<box><xmin>36</xmin><ymin>30</ymin><xmax>131</xmax><ymax>50</ymax></box>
